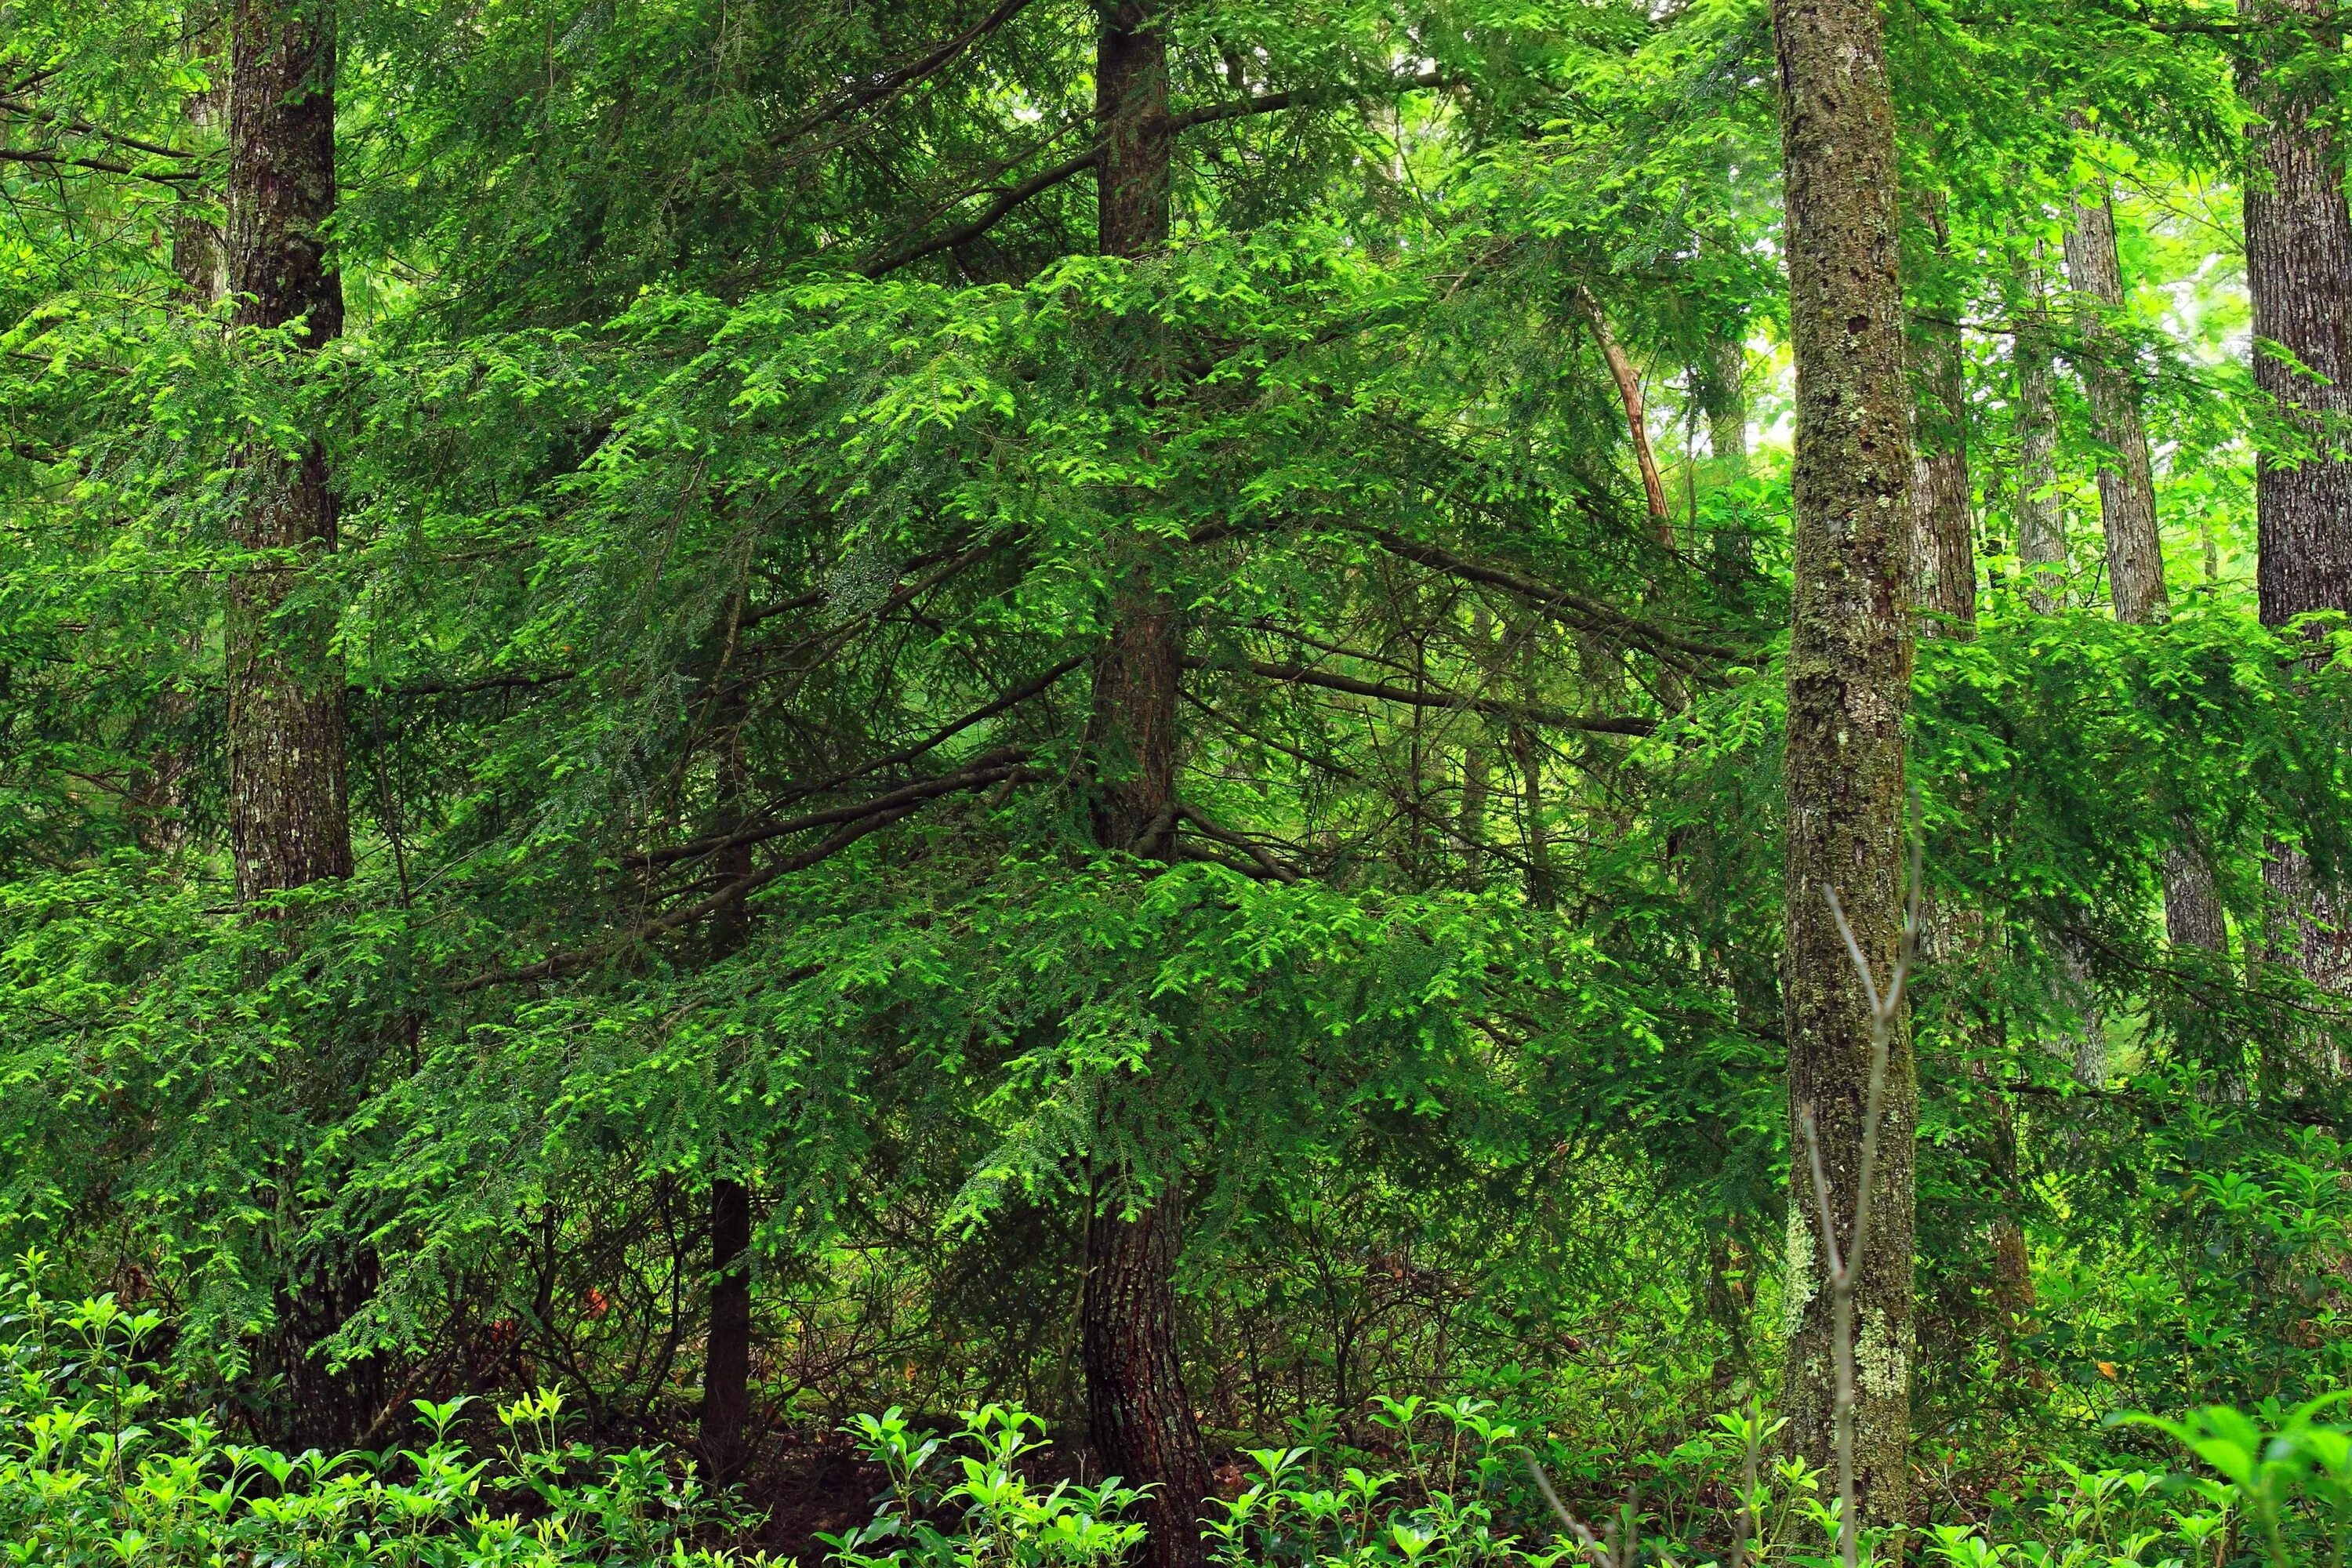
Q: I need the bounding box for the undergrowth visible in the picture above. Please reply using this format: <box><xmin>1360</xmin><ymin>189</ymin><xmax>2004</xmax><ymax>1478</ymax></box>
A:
<box><xmin>4</xmin><ymin>1269</ymin><xmax>2347</xmax><ymax>1566</ymax></box>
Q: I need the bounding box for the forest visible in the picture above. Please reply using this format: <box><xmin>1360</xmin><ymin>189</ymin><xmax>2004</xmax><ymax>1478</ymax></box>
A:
<box><xmin>2</xmin><ymin>0</ymin><xmax>2350</xmax><ymax>1560</ymax></box>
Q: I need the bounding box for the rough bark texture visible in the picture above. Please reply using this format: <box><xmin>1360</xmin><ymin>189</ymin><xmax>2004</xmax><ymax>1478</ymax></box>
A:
<box><xmin>1083</xmin><ymin>1178</ymin><xmax>1212</xmax><ymax>1568</ymax></box>
<box><xmin>2244</xmin><ymin>0</ymin><xmax>2352</xmax><ymax>633</ymax></box>
<box><xmin>2013</xmin><ymin>259</ymin><xmax>2068</xmax><ymax>613</ymax></box>
<box><xmin>1911</xmin><ymin>198</ymin><xmax>1976</xmax><ymax>637</ymax></box>
<box><xmin>1911</xmin><ymin>321</ymin><xmax>1974</xmax><ymax>634</ymax></box>
<box><xmin>227</xmin><ymin>0</ymin><xmax>350</xmax><ymax>902</ymax></box>
<box><xmin>1770</xmin><ymin>0</ymin><xmax>1918</xmax><ymax>1523</ymax></box>
<box><xmin>2060</xmin><ymin>177</ymin><xmax>2169</xmax><ymax>626</ymax></box>
<box><xmin>2242</xmin><ymin>0</ymin><xmax>2352</xmax><ymax>1008</ymax></box>
<box><xmin>230</xmin><ymin>0</ymin><xmax>373</xmax><ymax>1452</ymax></box>
<box><xmin>1080</xmin><ymin>10</ymin><xmax>1208</xmax><ymax>1566</ymax></box>
<box><xmin>702</xmin><ymin>1175</ymin><xmax>753</xmax><ymax>1478</ymax></box>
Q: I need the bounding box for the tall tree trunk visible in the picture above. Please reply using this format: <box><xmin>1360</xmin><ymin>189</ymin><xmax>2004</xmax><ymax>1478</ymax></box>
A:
<box><xmin>1703</xmin><ymin>331</ymin><xmax>1748</xmax><ymax>480</ymax></box>
<box><xmin>2059</xmin><ymin>173</ymin><xmax>2168</xmax><ymax>627</ymax></box>
<box><xmin>1699</xmin><ymin>328</ymin><xmax>1754</xmax><ymax>575</ymax></box>
<box><xmin>1770</xmin><ymin>0</ymin><xmax>1918</xmax><ymax>1524</ymax></box>
<box><xmin>230</xmin><ymin>0</ymin><xmax>371</xmax><ymax>1453</ymax></box>
<box><xmin>1911</xmin><ymin>196</ymin><xmax>1976</xmax><ymax>637</ymax></box>
<box><xmin>2013</xmin><ymin>255</ymin><xmax>2068</xmax><ymax>614</ymax></box>
<box><xmin>699</xmin><ymin>714</ymin><xmax>757</xmax><ymax>1481</ymax></box>
<box><xmin>227</xmin><ymin>0</ymin><xmax>350</xmax><ymax>902</ymax></box>
<box><xmin>1081</xmin><ymin>9</ymin><xmax>1208</xmax><ymax>1566</ymax></box>
<box><xmin>2061</xmin><ymin>165</ymin><xmax>2230</xmax><ymax>967</ymax></box>
<box><xmin>2242</xmin><ymin>0</ymin><xmax>2352</xmax><ymax>1007</ymax></box>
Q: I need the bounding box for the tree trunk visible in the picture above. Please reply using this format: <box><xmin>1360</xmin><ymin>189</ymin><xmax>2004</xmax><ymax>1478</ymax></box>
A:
<box><xmin>1577</xmin><ymin>289</ymin><xmax>1672</xmax><ymax>543</ymax></box>
<box><xmin>1699</xmin><ymin>328</ymin><xmax>1754</xmax><ymax>575</ymax></box>
<box><xmin>1080</xmin><ymin>10</ymin><xmax>1208</xmax><ymax>1565</ymax></box>
<box><xmin>2059</xmin><ymin>167</ymin><xmax>2234</xmax><ymax>971</ymax></box>
<box><xmin>2242</xmin><ymin>0</ymin><xmax>2352</xmax><ymax>1008</ymax></box>
<box><xmin>2244</xmin><ymin>0</ymin><xmax>2352</xmax><ymax>633</ymax></box>
<box><xmin>1083</xmin><ymin>1176</ymin><xmax>1212</xmax><ymax>1568</ymax></box>
<box><xmin>1703</xmin><ymin>331</ymin><xmax>1748</xmax><ymax>480</ymax></box>
<box><xmin>230</xmin><ymin>0</ymin><xmax>374</xmax><ymax>1453</ymax></box>
<box><xmin>699</xmin><ymin>723</ymin><xmax>757</xmax><ymax>1480</ymax></box>
<box><xmin>702</xmin><ymin>1176</ymin><xmax>753</xmax><ymax>1478</ymax></box>
<box><xmin>2012</xmin><ymin>256</ymin><xmax>2068</xmax><ymax>614</ymax></box>
<box><xmin>1911</xmin><ymin>196</ymin><xmax>1976</xmax><ymax>637</ymax></box>
<box><xmin>2059</xmin><ymin>174</ymin><xmax>2168</xmax><ymax>626</ymax></box>
<box><xmin>1770</xmin><ymin>0</ymin><xmax>1918</xmax><ymax>1524</ymax></box>
<box><xmin>227</xmin><ymin>0</ymin><xmax>350</xmax><ymax>902</ymax></box>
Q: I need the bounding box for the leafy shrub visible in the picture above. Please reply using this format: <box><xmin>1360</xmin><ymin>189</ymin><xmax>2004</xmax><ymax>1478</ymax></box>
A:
<box><xmin>5</xmin><ymin>1266</ymin><xmax>2352</xmax><ymax>1567</ymax></box>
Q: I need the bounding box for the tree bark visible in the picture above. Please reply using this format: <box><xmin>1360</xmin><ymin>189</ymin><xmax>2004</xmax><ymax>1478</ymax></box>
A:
<box><xmin>227</xmin><ymin>0</ymin><xmax>350</xmax><ymax>902</ymax></box>
<box><xmin>2059</xmin><ymin>172</ymin><xmax>2168</xmax><ymax>626</ymax></box>
<box><xmin>2012</xmin><ymin>255</ymin><xmax>2068</xmax><ymax>614</ymax></box>
<box><xmin>1770</xmin><ymin>0</ymin><xmax>1918</xmax><ymax>1524</ymax></box>
<box><xmin>230</xmin><ymin>0</ymin><xmax>373</xmax><ymax>1452</ymax></box>
<box><xmin>1702</xmin><ymin>331</ymin><xmax>1749</xmax><ymax>480</ymax></box>
<box><xmin>1083</xmin><ymin>1176</ymin><xmax>1212</xmax><ymax>1568</ymax></box>
<box><xmin>2242</xmin><ymin>0</ymin><xmax>2352</xmax><ymax>1006</ymax></box>
<box><xmin>699</xmin><ymin>720</ymin><xmax>757</xmax><ymax>1481</ymax></box>
<box><xmin>2059</xmin><ymin>165</ymin><xmax>2234</xmax><ymax>968</ymax></box>
<box><xmin>1911</xmin><ymin>196</ymin><xmax>1976</xmax><ymax>637</ymax></box>
<box><xmin>1080</xmin><ymin>10</ymin><xmax>1208</xmax><ymax>1566</ymax></box>
<box><xmin>1577</xmin><ymin>289</ymin><xmax>1673</xmax><ymax>544</ymax></box>
<box><xmin>702</xmin><ymin>1174</ymin><xmax>753</xmax><ymax>1478</ymax></box>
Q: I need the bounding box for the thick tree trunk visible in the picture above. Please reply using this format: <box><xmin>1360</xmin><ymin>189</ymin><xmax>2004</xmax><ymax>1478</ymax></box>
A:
<box><xmin>230</xmin><ymin>0</ymin><xmax>373</xmax><ymax>1452</ymax></box>
<box><xmin>227</xmin><ymin>0</ymin><xmax>350</xmax><ymax>902</ymax></box>
<box><xmin>1911</xmin><ymin>198</ymin><xmax>1976</xmax><ymax>637</ymax></box>
<box><xmin>1080</xmin><ymin>11</ymin><xmax>1208</xmax><ymax>1566</ymax></box>
<box><xmin>1083</xmin><ymin>1177</ymin><xmax>1212</xmax><ymax>1568</ymax></box>
<box><xmin>1770</xmin><ymin>0</ymin><xmax>1918</xmax><ymax>1524</ymax></box>
<box><xmin>2012</xmin><ymin>257</ymin><xmax>2068</xmax><ymax>614</ymax></box>
<box><xmin>2060</xmin><ymin>176</ymin><xmax>2168</xmax><ymax>626</ymax></box>
<box><xmin>2242</xmin><ymin>0</ymin><xmax>2352</xmax><ymax>1007</ymax></box>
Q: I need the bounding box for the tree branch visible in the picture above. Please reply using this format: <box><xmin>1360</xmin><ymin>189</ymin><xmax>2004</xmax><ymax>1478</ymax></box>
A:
<box><xmin>1352</xmin><ymin>526</ymin><xmax>1745</xmax><ymax>665</ymax></box>
<box><xmin>779</xmin><ymin>0</ymin><xmax>1042</xmax><ymax>144</ymax></box>
<box><xmin>1188</xmin><ymin>655</ymin><xmax>1657</xmax><ymax>735</ymax></box>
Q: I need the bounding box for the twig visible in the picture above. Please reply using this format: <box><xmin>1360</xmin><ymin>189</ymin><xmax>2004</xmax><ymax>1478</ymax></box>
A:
<box><xmin>1795</xmin><ymin>840</ymin><xmax>1922</xmax><ymax>1568</ymax></box>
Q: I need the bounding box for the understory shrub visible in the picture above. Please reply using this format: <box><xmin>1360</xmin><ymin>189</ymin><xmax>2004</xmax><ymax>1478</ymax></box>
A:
<box><xmin>4</xmin><ymin>1269</ymin><xmax>2350</xmax><ymax>1566</ymax></box>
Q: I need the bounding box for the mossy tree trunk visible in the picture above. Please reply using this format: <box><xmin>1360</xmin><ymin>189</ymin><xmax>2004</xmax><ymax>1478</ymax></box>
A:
<box><xmin>1769</xmin><ymin>0</ymin><xmax>1918</xmax><ymax>1524</ymax></box>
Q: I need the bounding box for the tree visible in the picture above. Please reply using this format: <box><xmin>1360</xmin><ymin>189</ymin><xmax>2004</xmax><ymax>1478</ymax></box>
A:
<box><xmin>1078</xmin><ymin>7</ymin><xmax>1213</xmax><ymax>1565</ymax></box>
<box><xmin>1770</xmin><ymin>0</ymin><xmax>1918</xmax><ymax>1524</ymax></box>
<box><xmin>226</xmin><ymin>0</ymin><xmax>349</xmax><ymax>901</ymax></box>
<box><xmin>2242</xmin><ymin>0</ymin><xmax>2352</xmax><ymax>1004</ymax></box>
<box><xmin>226</xmin><ymin>0</ymin><xmax>373</xmax><ymax>1450</ymax></box>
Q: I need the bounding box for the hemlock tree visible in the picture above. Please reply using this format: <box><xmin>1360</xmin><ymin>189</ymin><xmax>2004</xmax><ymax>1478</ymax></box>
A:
<box><xmin>1770</xmin><ymin>0</ymin><xmax>1918</xmax><ymax>1523</ymax></box>
<box><xmin>2242</xmin><ymin>0</ymin><xmax>2352</xmax><ymax>1007</ymax></box>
